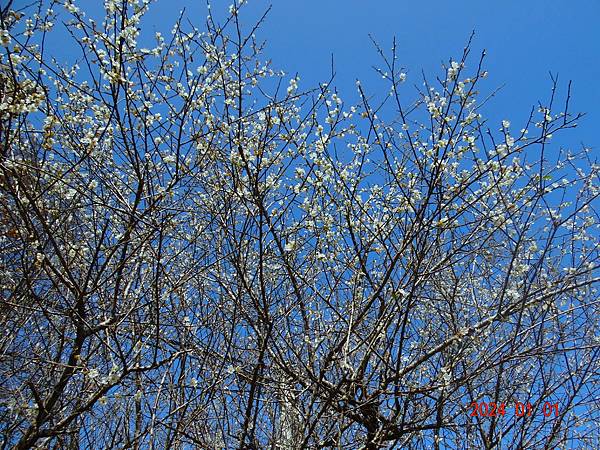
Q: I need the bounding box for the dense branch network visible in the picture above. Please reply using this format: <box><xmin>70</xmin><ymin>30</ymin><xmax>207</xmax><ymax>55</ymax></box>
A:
<box><xmin>0</xmin><ymin>1</ymin><xmax>598</xmax><ymax>449</ymax></box>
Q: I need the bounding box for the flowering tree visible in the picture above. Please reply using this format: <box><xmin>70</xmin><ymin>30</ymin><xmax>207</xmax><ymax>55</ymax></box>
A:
<box><xmin>0</xmin><ymin>1</ymin><xmax>598</xmax><ymax>449</ymax></box>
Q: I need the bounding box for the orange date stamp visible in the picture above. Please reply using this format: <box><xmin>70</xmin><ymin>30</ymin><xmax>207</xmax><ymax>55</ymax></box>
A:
<box><xmin>468</xmin><ymin>401</ymin><xmax>559</xmax><ymax>418</ymax></box>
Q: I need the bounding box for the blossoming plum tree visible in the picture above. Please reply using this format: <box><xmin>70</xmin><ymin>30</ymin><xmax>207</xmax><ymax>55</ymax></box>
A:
<box><xmin>0</xmin><ymin>1</ymin><xmax>598</xmax><ymax>449</ymax></box>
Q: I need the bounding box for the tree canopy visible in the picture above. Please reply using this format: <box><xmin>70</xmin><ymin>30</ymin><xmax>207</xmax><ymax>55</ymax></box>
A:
<box><xmin>0</xmin><ymin>1</ymin><xmax>598</xmax><ymax>448</ymax></box>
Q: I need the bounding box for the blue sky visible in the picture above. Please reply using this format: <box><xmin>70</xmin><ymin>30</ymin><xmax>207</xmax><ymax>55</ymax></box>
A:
<box><xmin>253</xmin><ymin>0</ymin><xmax>599</xmax><ymax>146</ymax></box>
<box><xmin>140</xmin><ymin>0</ymin><xmax>599</xmax><ymax>153</ymax></box>
<box><xmin>42</xmin><ymin>0</ymin><xmax>600</xmax><ymax>153</ymax></box>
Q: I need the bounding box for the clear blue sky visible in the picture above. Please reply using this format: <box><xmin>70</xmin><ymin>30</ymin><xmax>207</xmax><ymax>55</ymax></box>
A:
<box><xmin>149</xmin><ymin>0</ymin><xmax>599</xmax><ymax>153</ymax></box>
<box><xmin>46</xmin><ymin>0</ymin><xmax>600</xmax><ymax>152</ymax></box>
